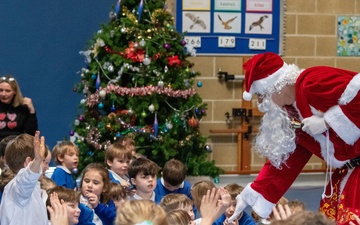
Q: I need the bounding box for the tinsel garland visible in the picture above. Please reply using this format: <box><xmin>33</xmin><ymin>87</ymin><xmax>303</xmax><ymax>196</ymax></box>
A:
<box><xmin>87</xmin><ymin>84</ymin><xmax>196</xmax><ymax>107</ymax></box>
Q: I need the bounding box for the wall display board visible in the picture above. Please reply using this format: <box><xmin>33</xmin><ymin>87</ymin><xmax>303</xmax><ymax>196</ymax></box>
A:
<box><xmin>176</xmin><ymin>0</ymin><xmax>284</xmax><ymax>55</ymax></box>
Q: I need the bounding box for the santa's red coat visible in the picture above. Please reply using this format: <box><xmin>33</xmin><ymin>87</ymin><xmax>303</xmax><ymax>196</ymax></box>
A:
<box><xmin>237</xmin><ymin>66</ymin><xmax>360</xmax><ymax>225</ymax></box>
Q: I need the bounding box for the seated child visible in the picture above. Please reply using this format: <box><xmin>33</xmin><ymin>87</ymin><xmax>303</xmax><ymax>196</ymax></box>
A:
<box><xmin>105</xmin><ymin>143</ymin><xmax>133</xmax><ymax>191</ymax></box>
<box><xmin>166</xmin><ymin>209</ymin><xmax>196</xmax><ymax>225</ymax></box>
<box><xmin>154</xmin><ymin>158</ymin><xmax>192</xmax><ymax>201</ymax></box>
<box><xmin>214</xmin><ymin>183</ymin><xmax>256</xmax><ymax>225</ymax></box>
<box><xmin>116</xmin><ymin>135</ymin><xmax>136</xmax><ymax>157</ymax></box>
<box><xmin>190</xmin><ymin>180</ymin><xmax>231</xmax><ymax>224</ymax></box>
<box><xmin>128</xmin><ymin>157</ymin><xmax>160</xmax><ymax>202</ymax></box>
<box><xmin>160</xmin><ymin>193</ymin><xmax>195</xmax><ymax>221</ymax></box>
<box><xmin>0</xmin><ymin>131</ymin><xmax>49</xmax><ymax>225</ymax></box>
<box><xmin>0</xmin><ymin>167</ymin><xmax>15</xmax><ymax>203</ymax></box>
<box><xmin>115</xmin><ymin>199</ymin><xmax>168</xmax><ymax>225</ymax></box>
<box><xmin>287</xmin><ymin>199</ymin><xmax>306</xmax><ymax>214</ymax></box>
<box><xmin>51</xmin><ymin>141</ymin><xmax>79</xmax><ymax>189</ymax></box>
<box><xmin>102</xmin><ymin>182</ymin><xmax>127</xmax><ymax>209</ymax></box>
<box><xmin>46</xmin><ymin>186</ymin><xmax>81</xmax><ymax>225</ymax></box>
<box><xmin>80</xmin><ymin>163</ymin><xmax>114</xmax><ymax>225</ymax></box>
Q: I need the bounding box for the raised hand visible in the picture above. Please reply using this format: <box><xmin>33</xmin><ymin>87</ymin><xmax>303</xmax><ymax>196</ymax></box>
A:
<box><xmin>47</xmin><ymin>192</ymin><xmax>69</xmax><ymax>225</ymax></box>
<box><xmin>31</xmin><ymin>131</ymin><xmax>46</xmax><ymax>173</ymax></box>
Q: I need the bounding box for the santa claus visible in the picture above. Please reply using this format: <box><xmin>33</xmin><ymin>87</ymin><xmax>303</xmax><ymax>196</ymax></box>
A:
<box><xmin>229</xmin><ymin>52</ymin><xmax>360</xmax><ymax>225</ymax></box>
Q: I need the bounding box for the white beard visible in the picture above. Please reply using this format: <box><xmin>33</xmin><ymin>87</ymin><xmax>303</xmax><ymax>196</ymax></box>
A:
<box><xmin>254</xmin><ymin>97</ymin><xmax>296</xmax><ymax>169</ymax></box>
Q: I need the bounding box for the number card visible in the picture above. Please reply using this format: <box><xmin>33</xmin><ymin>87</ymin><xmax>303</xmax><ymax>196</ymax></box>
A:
<box><xmin>249</xmin><ymin>38</ymin><xmax>266</xmax><ymax>50</ymax></box>
<box><xmin>184</xmin><ymin>36</ymin><xmax>202</xmax><ymax>48</ymax></box>
<box><xmin>218</xmin><ymin>36</ymin><xmax>236</xmax><ymax>48</ymax></box>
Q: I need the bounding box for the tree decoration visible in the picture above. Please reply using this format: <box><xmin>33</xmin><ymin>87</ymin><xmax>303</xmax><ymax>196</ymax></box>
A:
<box><xmin>137</xmin><ymin>0</ymin><xmax>144</xmax><ymax>21</ymax></box>
<box><xmin>70</xmin><ymin>0</ymin><xmax>222</xmax><ymax>178</ymax></box>
<box><xmin>188</xmin><ymin>116</ymin><xmax>199</xmax><ymax>127</ymax></box>
<box><xmin>153</xmin><ymin>112</ymin><xmax>158</xmax><ymax>137</ymax></box>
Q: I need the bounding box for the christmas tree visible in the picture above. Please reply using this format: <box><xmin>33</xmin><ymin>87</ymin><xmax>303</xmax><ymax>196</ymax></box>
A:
<box><xmin>71</xmin><ymin>0</ymin><xmax>222</xmax><ymax>178</ymax></box>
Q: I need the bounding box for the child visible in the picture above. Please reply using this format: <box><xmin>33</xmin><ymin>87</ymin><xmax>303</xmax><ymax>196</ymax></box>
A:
<box><xmin>166</xmin><ymin>209</ymin><xmax>196</xmax><ymax>225</ymax></box>
<box><xmin>287</xmin><ymin>199</ymin><xmax>306</xmax><ymax>214</ymax></box>
<box><xmin>80</xmin><ymin>163</ymin><xmax>114</xmax><ymax>225</ymax></box>
<box><xmin>47</xmin><ymin>192</ymin><xmax>70</xmax><ymax>225</ymax></box>
<box><xmin>105</xmin><ymin>143</ymin><xmax>132</xmax><ymax>189</ymax></box>
<box><xmin>46</xmin><ymin>186</ymin><xmax>81</xmax><ymax>225</ymax></box>
<box><xmin>214</xmin><ymin>183</ymin><xmax>256</xmax><ymax>225</ymax></box>
<box><xmin>0</xmin><ymin>167</ymin><xmax>15</xmax><ymax>203</ymax></box>
<box><xmin>190</xmin><ymin>180</ymin><xmax>231</xmax><ymax>224</ymax></box>
<box><xmin>160</xmin><ymin>193</ymin><xmax>195</xmax><ymax>221</ymax></box>
<box><xmin>102</xmin><ymin>182</ymin><xmax>127</xmax><ymax>209</ymax></box>
<box><xmin>154</xmin><ymin>158</ymin><xmax>192</xmax><ymax>201</ymax></box>
<box><xmin>0</xmin><ymin>131</ymin><xmax>48</xmax><ymax>224</ymax></box>
<box><xmin>115</xmin><ymin>199</ymin><xmax>168</xmax><ymax>225</ymax></box>
<box><xmin>116</xmin><ymin>135</ymin><xmax>136</xmax><ymax>157</ymax></box>
<box><xmin>128</xmin><ymin>157</ymin><xmax>160</xmax><ymax>202</ymax></box>
<box><xmin>40</xmin><ymin>176</ymin><xmax>57</xmax><ymax>191</ymax></box>
<box><xmin>51</xmin><ymin>141</ymin><xmax>79</xmax><ymax>189</ymax></box>
<box><xmin>191</xmin><ymin>180</ymin><xmax>217</xmax><ymax>220</ymax></box>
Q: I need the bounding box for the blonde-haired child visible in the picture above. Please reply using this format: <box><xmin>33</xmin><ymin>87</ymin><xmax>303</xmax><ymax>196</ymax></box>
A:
<box><xmin>115</xmin><ymin>199</ymin><xmax>168</xmax><ymax>225</ymax></box>
<box><xmin>105</xmin><ymin>143</ymin><xmax>132</xmax><ymax>190</ymax></box>
<box><xmin>80</xmin><ymin>163</ymin><xmax>114</xmax><ymax>225</ymax></box>
<box><xmin>160</xmin><ymin>193</ymin><xmax>195</xmax><ymax>220</ymax></box>
<box><xmin>116</xmin><ymin>135</ymin><xmax>136</xmax><ymax>157</ymax></box>
<box><xmin>51</xmin><ymin>141</ymin><xmax>79</xmax><ymax>189</ymax></box>
<box><xmin>191</xmin><ymin>180</ymin><xmax>231</xmax><ymax>224</ymax></box>
<box><xmin>167</xmin><ymin>209</ymin><xmax>196</xmax><ymax>225</ymax></box>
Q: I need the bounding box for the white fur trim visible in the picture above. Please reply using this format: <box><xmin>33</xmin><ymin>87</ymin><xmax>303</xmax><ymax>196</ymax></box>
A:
<box><xmin>339</xmin><ymin>73</ymin><xmax>360</xmax><ymax>105</ymax></box>
<box><xmin>240</xmin><ymin>183</ymin><xmax>275</xmax><ymax>218</ymax></box>
<box><xmin>243</xmin><ymin>91</ymin><xmax>253</xmax><ymax>101</ymax></box>
<box><xmin>249</xmin><ymin>62</ymin><xmax>288</xmax><ymax>95</ymax></box>
<box><xmin>324</xmin><ymin>105</ymin><xmax>360</xmax><ymax>145</ymax></box>
<box><xmin>312</xmin><ymin>133</ymin><xmax>348</xmax><ymax>168</ymax></box>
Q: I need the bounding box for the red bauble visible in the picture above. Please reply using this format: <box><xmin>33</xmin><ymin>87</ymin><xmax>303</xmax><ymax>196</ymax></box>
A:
<box><xmin>188</xmin><ymin>116</ymin><xmax>199</xmax><ymax>127</ymax></box>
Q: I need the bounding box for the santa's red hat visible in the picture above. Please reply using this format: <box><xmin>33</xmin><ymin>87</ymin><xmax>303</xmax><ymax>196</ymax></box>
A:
<box><xmin>242</xmin><ymin>52</ymin><xmax>287</xmax><ymax>101</ymax></box>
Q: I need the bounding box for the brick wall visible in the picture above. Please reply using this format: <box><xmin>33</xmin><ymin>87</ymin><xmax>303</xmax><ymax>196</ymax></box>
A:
<box><xmin>169</xmin><ymin>0</ymin><xmax>360</xmax><ymax>173</ymax></box>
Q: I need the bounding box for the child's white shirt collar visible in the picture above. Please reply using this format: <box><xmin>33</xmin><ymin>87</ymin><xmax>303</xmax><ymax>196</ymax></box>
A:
<box><xmin>160</xmin><ymin>177</ymin><xmax>184</xmax><ymax>188</ymax></box>
<box><xmin>57</xmin><ymin>165</ymin><xmax>71</xmax><ymax>174</ymax></box>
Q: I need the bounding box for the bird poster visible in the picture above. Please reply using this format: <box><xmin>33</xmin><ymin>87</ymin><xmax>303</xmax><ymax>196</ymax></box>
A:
<box><xmin>176</xmin><ymin>0</ymin><xmax>284</xmax><ymax>54</ymax></box>
<box><xmin>182</xmin><ymin>11</ymin><xmax>211</xmax><ymax>33</ymax></box>
<box><xmin>214</xmin><ymin>12</ymin><xmax>241</xmax><ymax>33</ymax></box>
<box><xmin>245</xmin><ymin>13</ymin><xmax>272</xmax><ymax>34</ymax></box>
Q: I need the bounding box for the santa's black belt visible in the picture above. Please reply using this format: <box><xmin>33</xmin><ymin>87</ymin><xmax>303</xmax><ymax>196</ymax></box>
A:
<box><xmin>343</xmin><ymin>156</ymin><xmax>360</xmax><ymax>169</ymax></box>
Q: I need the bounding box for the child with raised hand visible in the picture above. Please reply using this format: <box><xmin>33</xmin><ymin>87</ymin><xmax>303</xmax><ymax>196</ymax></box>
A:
<box><xmin>155</xmin><ymin>158</ymin><xmax>192</xmax><ymax>201</ymax></box>
<box><xmin>80</xmin><ymin>163</ymin><xmax>115</xmax><ymax>225</ymax></box>
<box><xmin>115</xmin><ymin>199</ymin><xmax>168</xmax><ymax>225</ymax></box>
<box><xmin>47</xmin><ymin>192</ymin><xmax>69</xmax><ymax>225</ymax></box>
<box><xmin>190</xmin><ymin>180</ymin><xmax>231</xmax><ymax>224</ymax></box>
<box><xmin>199</xmin><ymin>187</ymin><xmax>231</xmax><ymax>225</ymax></box>
<box><xmin>105</xmin><ymin>143</ymin><xmax>133</xmax><ymax>193</ymax></box>
<box><xmin>128</xmin><ymin>157</ymin><xmax>160</xmax><ymax>202</ymax></box>
<box><xmin>0</xmin><ymin>131</ymin><xmax>48</xmax><ymax>225</ymax></box>
<box><xmin>46</xmin><ymin>186</ymin><xmax>81</xmax><ymax>225</ymax></box>
<box><xmin>160</xmin><ymin>193</ymin><xmax>195</xmax><ymax>221</ymax></box>
<box><xmin>216</xmin><ymin>183</ymin><xmax>256</xmax><ymax>225</ymax></box>
<box><xmin>51</xmin><ymin>141</ymin><xmax>79</xmax><ymax>189</ymax></box>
